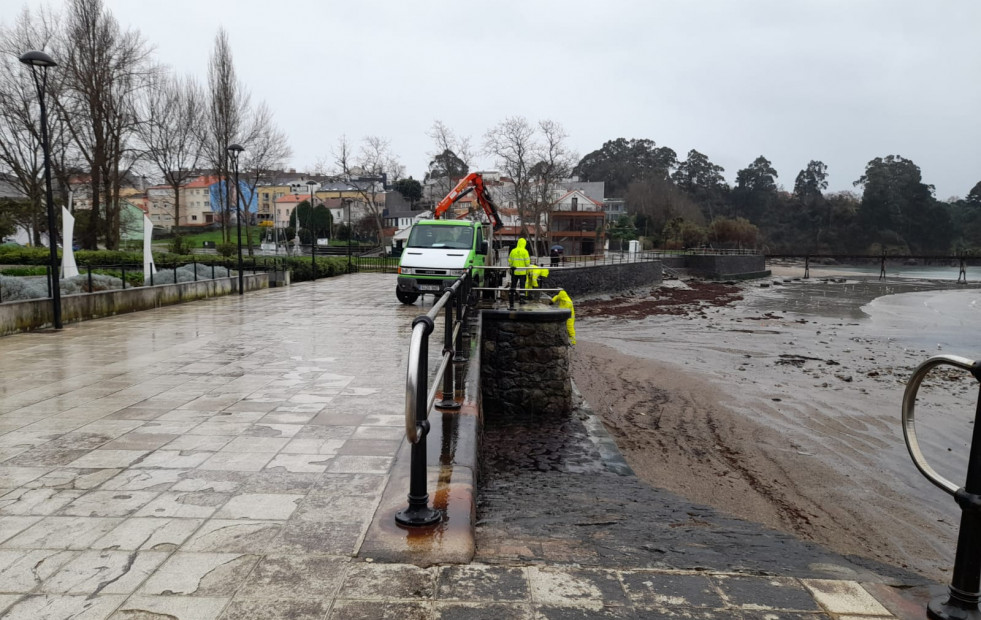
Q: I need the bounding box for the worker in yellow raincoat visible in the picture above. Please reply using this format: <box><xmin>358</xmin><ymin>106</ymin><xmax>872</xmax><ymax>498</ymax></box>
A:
<box><xmin>527</xmin><ymin>265</ymin><xmax>549</xmax><ymax>298</ymax></box>
<box><xmin>508</xmin><ymin>238</ymin><xmax>531</xmax><ymax>303</ymax></box>
<box><xmin>550</xmin><ymin>289</ymin><xmax>576</xmax><ymax>345</ymax></box>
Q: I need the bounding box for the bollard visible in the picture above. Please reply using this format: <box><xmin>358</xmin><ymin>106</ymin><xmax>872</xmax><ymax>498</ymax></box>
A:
<box><xmin>903</xmin><ymin>355</ymin><xmax>981</xmax><ymax>620</ymax></box>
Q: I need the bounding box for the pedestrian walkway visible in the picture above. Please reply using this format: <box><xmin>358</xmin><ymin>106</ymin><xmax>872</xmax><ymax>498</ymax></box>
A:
<box><xmin>0</xmin><ymin>274</ymin><xmax>938</xmax><ymax>618</ymax></box>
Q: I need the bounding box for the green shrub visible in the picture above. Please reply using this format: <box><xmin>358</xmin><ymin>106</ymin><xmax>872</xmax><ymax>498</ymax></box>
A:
<box><xmin>216</xmin><ymin>242</ymin><xmax>236</xmax><ymax>257</ymax></box>
<box><xmin>0</xmin><ymin>266</ymin><xmax>48</xmax><ymax>276</ymax></box>
<box><xmin>169</xmin><ymin>235</ymin><xmax>192</xmax><ymax>255</ymax></box>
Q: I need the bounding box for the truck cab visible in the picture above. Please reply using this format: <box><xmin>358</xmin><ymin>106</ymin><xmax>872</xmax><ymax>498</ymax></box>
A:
<box><xmin>396</xmin><ymin>220</ymin><xmax>489</xmax><ymax>304</ymax></box>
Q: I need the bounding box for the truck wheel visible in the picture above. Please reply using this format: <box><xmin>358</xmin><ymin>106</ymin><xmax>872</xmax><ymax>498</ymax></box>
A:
<box><xmin>396</xmin><ymin>290</ymin><xmax>419</xmax><ymax>305</ymax></box>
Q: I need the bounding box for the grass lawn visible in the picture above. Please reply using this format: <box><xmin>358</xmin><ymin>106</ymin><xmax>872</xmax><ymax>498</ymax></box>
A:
<box><xmin>178</xmin><ymin>229</ymin><xmax>264</xmax><ymax>248</ymax></box>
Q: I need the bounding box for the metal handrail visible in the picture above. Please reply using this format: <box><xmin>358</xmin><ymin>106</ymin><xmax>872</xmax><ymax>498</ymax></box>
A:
<box><xmin>902</xmin><ymin>354</ymin><xmax>981</xmax><ymax>619</ymax></box>
<box><xmin>404</xmin><ymin>277</ymin><xmax>462</xmax><ymax>443</ymax></box>
<box><xmin>398</xmin><ymin>269</ymin><xmax>474</xmax><ymax>527</ymax></box>
<box><xmin>902</xmin><ymin>354</ymin><xmax>979</xmax><ymax>496</ymax></box>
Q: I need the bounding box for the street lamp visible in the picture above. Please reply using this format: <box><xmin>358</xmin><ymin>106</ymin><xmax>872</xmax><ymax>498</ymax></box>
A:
<box><xmin>307</xmin><ymin>180</ymin><xmax>317</xmax><ymax>280</ymax></box>
<box><xmin>226</xmin><ymin>144</ymin><xmax>245</xmax><ymax>295</ymax></box>
<box><xmin>20</xmin><ymin>51</ymin><xmax>61</xmax><ymax>329</ymax></box>
<box><xmin>345</xmin><ymin>199</ymin><xmax>352</xmax><ymax>271</ymax></box>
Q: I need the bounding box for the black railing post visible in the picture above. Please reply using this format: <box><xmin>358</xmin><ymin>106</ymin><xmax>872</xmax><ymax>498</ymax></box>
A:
<box><xmin>804</xmin><ymin>256</ymin><xmax>810</xmax><ymax>279</ymax></box>
<box><xmin>928</xmin><ymin>372</ymin><xmax>981</xmax><ymax>620</ymax></box>
<box><xmin>46</xmin><ymin>265</ymin><xmax>51</xmax><ymax>297</ymax></box>
<box><xmin>149</xmin><ymin>268</ymin><xmax>154</xmax><ymax>287</ymax></box>
<box><xmin>395</xmin><ymin>315</ymin><xmax>441</xmax><ymax>527</ymax></box>
<box><xmin>174</xmin><ymin>264</ymin><xmax>178</xmax><ymax>285</ymax></box>
<box><xmin>211</xmin><ymin>264</ymin><xmax>215</xmax><ymax>280</ymax></box>
<box><xmin>87</xmin><ymin>265</ymin><xmax>92</xmax><ymax>292</ymax></box>
<box><xmin>121</xmin><ymin>265</ymin><xmax>126</xmax><ymax>290</ymax></box>
<box><xmin>193</xmin><ymin>261</ymin><xmax>198</xmax><ymax>282</ymax></box>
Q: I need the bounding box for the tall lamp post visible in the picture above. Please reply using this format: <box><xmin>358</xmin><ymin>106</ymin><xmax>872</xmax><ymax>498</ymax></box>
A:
<box><xmin>226</xmin><ymin>144</ymin><xmax>245</xmax><ymax>295</ymax></box>
<box><xmin>307</xmin><ymin>180</ymin><xmax>317</xmax><ymax>280</ymax></box>
<box><xmin>346</xmin><ymin>199</ymin><xmax>352</xmax><ymax>271</ymax></box>
<box><xmin>20</xmin><ymin>51</ymin><xmax>61</xmax><ymax>329</ymax></box>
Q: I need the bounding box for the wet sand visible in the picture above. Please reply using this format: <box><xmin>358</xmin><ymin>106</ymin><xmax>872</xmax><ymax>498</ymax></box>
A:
<box><xmin>571</xmin><ymin>274</ymin><xmax>981</xmax><ymax>582</ymax></box>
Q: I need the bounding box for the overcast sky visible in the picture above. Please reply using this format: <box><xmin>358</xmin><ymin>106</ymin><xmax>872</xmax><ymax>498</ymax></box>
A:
<box><xmin>8</xmin><ymin>0</ymin><xmax>981</xmax><ymax>199</ymax></box>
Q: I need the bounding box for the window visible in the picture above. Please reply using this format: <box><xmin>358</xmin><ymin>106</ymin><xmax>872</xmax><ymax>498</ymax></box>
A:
<box><xmin>191</xmin><ymin>215</ymin><xmax>198</xmax><ymax>221</ymax></box>
<box><xmin>571</xmin><ymin>197</ymin><xmax>578</xmax><ymax>211</ymax></box>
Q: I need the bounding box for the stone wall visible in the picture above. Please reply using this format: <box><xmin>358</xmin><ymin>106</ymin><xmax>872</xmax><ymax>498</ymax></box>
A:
<box><xmin>662</xmin><ymin>255</ymin><xmax>768</xmax><ymax>280</ymax></box>
<box><xmin>0</xmin><ymin>273</ymin><xmax>268</xmax><ymax>335</ymax></box>
<box><xmin>480</xmin><ymin>309</ymin><xmax>572</xmax><ymax>416</ymax></box>
<box><xmin>545</xmin><ymin>260</ymin><xmax>662</xmax><ymax>297</ymax></box>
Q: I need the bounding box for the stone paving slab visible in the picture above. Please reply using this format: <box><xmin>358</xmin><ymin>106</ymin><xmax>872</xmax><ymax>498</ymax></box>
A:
<box><xmin>0</xmin><ymin>275</ymin><xmax>938</xmax><ymax>618</ymax></box>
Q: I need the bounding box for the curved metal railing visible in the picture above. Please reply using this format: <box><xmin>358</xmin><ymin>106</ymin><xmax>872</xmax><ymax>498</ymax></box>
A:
<box><xmin>902</xmin><ymin>354</ymin><xmax>981</xmax><ymax>619</ymax></box>
<box><xmin>397</xmin><ymin>270</ymin><xmax>473</xmax><ymax>527</ymax></box>
<box><xmin>902</xmin><ymin>354</ymin><xmax>979</xmax><ymax>496</ymax></box>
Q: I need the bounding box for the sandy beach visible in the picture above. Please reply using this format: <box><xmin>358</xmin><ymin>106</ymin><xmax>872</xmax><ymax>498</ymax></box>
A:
<box><xmin>571</xmin><ymin>269</ymin><xmax>981</xmax><ymax>583</ymax></box>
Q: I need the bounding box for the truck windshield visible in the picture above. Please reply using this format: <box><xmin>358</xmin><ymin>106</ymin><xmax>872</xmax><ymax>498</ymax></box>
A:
<box><xmin>407</xmin><ymin>226</ymin><xmax>473</xmax><ymax>250</ymax></box>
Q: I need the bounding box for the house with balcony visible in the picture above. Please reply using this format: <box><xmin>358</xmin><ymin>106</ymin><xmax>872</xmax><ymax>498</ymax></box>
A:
<box><xmin>548</xmin><ymin>189</ymin><xmax>606</xmax><ymax>256</ymax></box>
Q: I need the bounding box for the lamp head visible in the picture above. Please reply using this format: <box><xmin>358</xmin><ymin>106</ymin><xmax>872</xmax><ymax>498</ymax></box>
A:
<box><xmin>226</xmin><ymin>143</ymin><xmax>244</xmax><ymax>159</ymax></box>
<box><xmin>19</xmin><ymin>51</ymin><xmax>57</xmax><ymax>68</ymax></box>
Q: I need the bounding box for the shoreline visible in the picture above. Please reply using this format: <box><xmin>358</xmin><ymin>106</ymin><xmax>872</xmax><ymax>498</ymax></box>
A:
<box><xmin>571</xmin><ymin>277</ymin><xmax>979</xmax><ymax>582</ymax></box>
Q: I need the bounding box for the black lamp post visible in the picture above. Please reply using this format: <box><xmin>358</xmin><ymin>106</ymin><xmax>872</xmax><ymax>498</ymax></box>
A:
<box><xmin>346</xmin><ymin>199</ymin><xmax>352</xmax><ymax>271</ymax></box>
<box><xmin>227</xmin><ymin>144</ymin><xmax>245</xmax><ymax>295</ymax></box>
<box><xmin>20</xmin><ymin>51</ymin><xmax>61</xmax><ymax>329</ymax></box>
<box><xmin>307</xmin><ymin>180</ymin><xmax>317</xmax><ymax>280</ymax></box>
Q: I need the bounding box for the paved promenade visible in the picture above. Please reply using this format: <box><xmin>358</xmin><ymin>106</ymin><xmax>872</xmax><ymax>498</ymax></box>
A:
<box><xmin>0</xmin><ymin>274</ymin><xmax>938</xmax><ymax>618</ymax></box>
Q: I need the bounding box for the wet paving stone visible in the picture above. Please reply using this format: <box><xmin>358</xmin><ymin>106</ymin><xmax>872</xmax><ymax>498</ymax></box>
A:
<box><xmin>339</xmin><ymin>562</ymin><xmax>435</xmax><ymax>600</ymax></box>
<box><xmin>220</xmin><ymin>597</ymin><xmax>330</xmax><ymax>619</ymax></box>
<box><xmin>434</xmin><ymin>602</ymin><xmax>537</xmax><ymax>620</ymax></box>
<box><xmin>714</xmin><ymin>575</ymin><xmax>821</xmax><ymax>612</ymax></box>
<box><xmin>328</xmin><ymin>600</ymin><xmax>431</xmax><ymax>620</ymax></box>
<box><xmin>436</xmin><ymin>565</ymin><xmax>530</xmax><ymax>602</ymax></box>
<box><xmin>619</xmin><ymin>572</ymin><xmax>721</xmax><ymax>608</ymax></box>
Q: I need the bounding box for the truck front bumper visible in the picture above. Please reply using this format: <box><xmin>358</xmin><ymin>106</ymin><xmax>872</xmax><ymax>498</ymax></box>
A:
<box><xmin>397</xmin><ymin>276</ymin><xmax>451</xmax><ymax>295</ymax></box>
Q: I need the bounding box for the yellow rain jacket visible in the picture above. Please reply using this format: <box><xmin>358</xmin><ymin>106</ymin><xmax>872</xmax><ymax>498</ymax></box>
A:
<box><xmin>528</xmin><ymin>265</ymin><xmax>549</xmax><ymax>289</ymax></box>
<box><xmin>508</xmin><ymin>238</ymin><xmax>531</xmax><ymax>275</ymax></box>
<box><xmin>551</xmin><ymin>289</ymin><xmax>576</xmax><ymax>345</ymax></box>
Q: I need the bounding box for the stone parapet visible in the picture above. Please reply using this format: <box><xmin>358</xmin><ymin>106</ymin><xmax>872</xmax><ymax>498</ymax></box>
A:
<box><xmin>480</xmin><ymin>308</ymin><xmax>572</xmax><ymax>417</ymax></box>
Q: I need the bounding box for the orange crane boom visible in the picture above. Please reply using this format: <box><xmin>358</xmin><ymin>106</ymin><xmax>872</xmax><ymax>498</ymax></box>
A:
<box><xmin>433</xmin><ymin>172</ymin><xmax>503</xmax><ymax>230</ymax></box>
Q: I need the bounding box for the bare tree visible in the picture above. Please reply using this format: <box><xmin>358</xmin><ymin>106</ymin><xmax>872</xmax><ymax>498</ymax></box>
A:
<box><xmin>55</xmin><ymin>0</ymin><xmax>152</xmax><ymax>249</ymax></box>
<box><xmin>0</xmin><ymin>7</ymin><xmax>59</xmax><ymax>246</ymax></box>
<box><xmin>135</xmin><ymin>72</ymin><xmax>204</xmax><ymax>232</ymax></box>
<box><xmin>238</xmin><ymin>102</ymin><xmax>291</xmax><ymax>254</ymax></box>
<box><xmin>484</xmin><ymin>116</ymin><xmax>537</xmax><ymax>238</ymax></box>
<box><xmin>333</xmin><ymin>135</ymin><xmax>402</xmax><ymax>247</ymax></box>
<box><xmin>205</xmin><ymin>27</ymin><xmax>250</xmax><ymax>242</ymax></box>
<box><xmin>529</xmin><ymin>119</ymin><xmax>577</xmax><ymax>247</ymax></box>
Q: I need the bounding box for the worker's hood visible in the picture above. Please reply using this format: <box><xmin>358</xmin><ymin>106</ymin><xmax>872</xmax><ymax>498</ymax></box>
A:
<box><xmin>516</xmin><ymin>238</ymin><xmax>527</xmax><ymax>250</ymax></box>
<box><xmin>400</xmin><ymin>248</ymin><xmax>471</xmax><ymax>269</ymax></box>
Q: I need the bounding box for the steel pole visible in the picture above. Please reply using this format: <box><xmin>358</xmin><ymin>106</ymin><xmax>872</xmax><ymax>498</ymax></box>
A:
<box><xmin>32</xmin><ymin>66</ymin><xmax>61</xmax><ymax>328</ymax></box>
<box><xmin>234</xmin><ymin>164</ymin><xmax>244</xmax><ymax>295</ymax></box>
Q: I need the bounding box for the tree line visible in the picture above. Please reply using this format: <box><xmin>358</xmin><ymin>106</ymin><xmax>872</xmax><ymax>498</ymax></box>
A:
<box><xmin>573</xmin><ymin>138</ymin><xmax>981</xmax><ymax>255</ymax></box>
